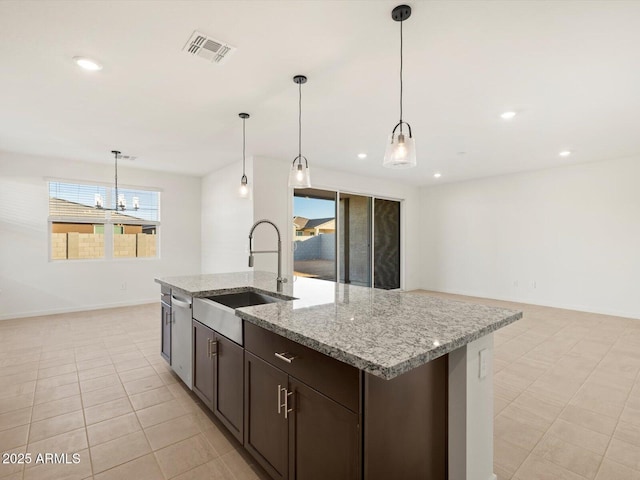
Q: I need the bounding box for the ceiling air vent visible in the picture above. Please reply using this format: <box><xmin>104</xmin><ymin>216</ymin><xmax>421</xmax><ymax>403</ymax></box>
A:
<box><xmin>183</xmin><ymin>30</ymin><xmax>235</xmax><ymax>64</ymax></box>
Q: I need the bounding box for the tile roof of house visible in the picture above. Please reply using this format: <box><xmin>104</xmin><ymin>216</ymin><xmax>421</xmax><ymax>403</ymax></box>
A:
<box><xmin>49</xmin><ymin>197</ymin><xmax>145</xmax><ymax>221</ymax></box>
<box><xmin>302</xmin><ymin>217</ymin><xmax>335</xmax><ymax>229</ymax></box>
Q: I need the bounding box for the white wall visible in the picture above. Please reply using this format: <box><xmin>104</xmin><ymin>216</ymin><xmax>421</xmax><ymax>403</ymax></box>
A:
<box><xmin>0</xmin><ymin>151</ymin><xmax>201</xmax><ymax>320</ymax></box>
<box><xmin>420</xmin><ymin>156</ymin><xmax>640</xmax><ymax>319</ymax></box>
<box><xmin>252</xmin><ymin>156</ymin><xmax>422</xmax><ymax>290</ymax></box>
<box><xmin>201</xmin><ymin>158</ymin><xmax>254</xmax><ymax>273</ymax></box>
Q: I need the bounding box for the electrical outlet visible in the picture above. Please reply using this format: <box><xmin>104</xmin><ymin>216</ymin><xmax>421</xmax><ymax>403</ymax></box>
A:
<box><xmin>479</xmin><ymin>349</ymin><xmax>488</xmax><ymax>379</ymax></box>
<box><xmin>532</xmin><ymin>280</ymin><xmax>537</xmax><ymax>289</ymax></box>
<box><xmin>121</xmin><ymin>282</ymin><xmax>127</xmax><ymax>291</ymax></box>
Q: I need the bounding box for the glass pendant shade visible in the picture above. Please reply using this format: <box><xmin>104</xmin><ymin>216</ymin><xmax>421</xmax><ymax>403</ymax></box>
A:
<box><xmin>288</xmin><ymin>159</ymin><xmax>311</xmax><ymax>188</ymax></box>
<box><xmin>238</xmin><ymin>176</ymin><xmax>252</xmax><ymax>199</ymax></box>
<box><xmin>383</xmin><ymin>131</ymin><xmax>416</xmax><ymax>168</ymax></box>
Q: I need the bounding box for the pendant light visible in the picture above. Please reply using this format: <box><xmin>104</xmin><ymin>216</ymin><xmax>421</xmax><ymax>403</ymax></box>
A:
<box><xmin>288</xmin><ymin>75</ymin><xmax>311</xmax><ymax>188</ymax></box>
<box><xmin>94</xmin><ymin>150</ymin><xmax>139</xmax><ymax>211</ymax></box>
<box><xmin>383</xmin><ymin>5</ymin><xmax>416</xmax><ymax>168</ymax></box>
<box><xmin>238</xmin><ymin>112</ymin><xmax>251</xmax><ymax>199</ymax></box>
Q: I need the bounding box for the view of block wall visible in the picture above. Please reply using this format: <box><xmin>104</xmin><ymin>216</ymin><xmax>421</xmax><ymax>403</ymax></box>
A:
<box><xmin>136</xmin><ymin>233</ymin><xmax>157</xmax><ymax>257</ymax></box>
<box><xmin>114</xmin><ymin>234</ymin><xmax>137</xmax><ymax>258</ymax></box>
<box><xmin>67</xmin><ymin>232</ymin><xmax>105</xmax><ymax>259</ymax></box>
<box><xmin>51</xmin><ymin>233</ymin><xmax>67</xmax><ymax>260</ymax></box>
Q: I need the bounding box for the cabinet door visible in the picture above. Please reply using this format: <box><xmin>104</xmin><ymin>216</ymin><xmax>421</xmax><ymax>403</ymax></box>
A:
<box><xmin>192</xmin><ymin>320</ymin><xmax>215</xmax><ymax>410</ymax></box>
<box><xmin>213</xmin><ymin>334</ymin><xmax>244</xmax><ymax>444</ymax></box>
<box><xmin>161</xmin><ymin>303</ymin><xmax>171</xmax><ymax>364</ymax></box>
<box><xmin>244</xmin><ymin>352</ymin><xmax>288</xmax><ymax>480</ymax></box>
<box><xmin>289</xmin><ymin>378</ymin><xmax>360</xmax><ymax>480</ymax></box>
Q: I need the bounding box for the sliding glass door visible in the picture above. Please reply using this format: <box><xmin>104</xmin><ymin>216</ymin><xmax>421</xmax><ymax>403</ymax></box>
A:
<box><xmin>292</xmin><ymin>188</ymin><xmax>401</xmax><ymax>290</ymax></box>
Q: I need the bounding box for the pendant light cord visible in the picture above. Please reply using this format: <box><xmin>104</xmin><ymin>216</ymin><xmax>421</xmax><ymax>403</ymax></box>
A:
<box><xmin>298</xmin><ymin>81</ymin><xmax>302</xmax><ymax>160</ymax></box>
<box><xmin>114</xmin><ymin>151</ymin><xmax>119</xmax><ymax>210</ymax></box>
<box><xmin>242</xmin><ymin>117</ymin><xmax>246</xmax><ymax>176</ymax></box>
<box><xmin>399</xmin><ymin>18</ymin><xmax>404</xmax><ymax>133</ymax></box>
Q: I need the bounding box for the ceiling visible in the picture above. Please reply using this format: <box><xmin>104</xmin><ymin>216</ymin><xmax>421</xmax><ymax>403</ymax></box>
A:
<box><xmin>1</xmin><ymin>0</ymin><xmax>639</xmax><ymax>186</ymax></box>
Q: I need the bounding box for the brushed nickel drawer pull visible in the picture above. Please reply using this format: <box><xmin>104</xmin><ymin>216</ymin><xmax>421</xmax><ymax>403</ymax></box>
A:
<box><xmin>277</xmin><ymin>384</ymin><xmax>287</xmax><ymax>415</ymax></box>
<box><xmin>284</xmin><ymin>389</ymin><xmax>293</xmax><ymax>419</ymax></box>
<box><xmin>207</xmin><ymin>338</ymin><xmax>211</xmax><ymax>358</ymax></box>
<box><xmin>274</xmin><ymin>352</ymin><xmax>296</xmax><ymax>363</ymax></box>
<box><xmin>211</xmin><ymin>340</ymin><xmax>218</xmax><ymax>357</ymax></box>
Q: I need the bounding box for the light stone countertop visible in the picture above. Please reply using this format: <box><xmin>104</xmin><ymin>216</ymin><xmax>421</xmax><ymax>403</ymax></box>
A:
<box><xmin>156</xmin><ymin>271</ymin><xmax>522</xmax><ymax>379</ymax></box>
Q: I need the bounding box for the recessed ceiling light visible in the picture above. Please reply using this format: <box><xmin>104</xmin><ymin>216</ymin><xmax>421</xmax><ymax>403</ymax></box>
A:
<box><xmin>357</xmin><ymin>153</ymin><xmax>367</xmax><ymax>159</ymax></box>
<box><xmin>500</xmin><ymin>111</ymin><xmax>517</xmax><ymax>120</ymax></box>
<box><xmin>73</xmin><ymin>56</ymin><xmax>103</xmax><ymax>71</ymax></box>
<box><xmin>559</xmin><ymin>150</ymin><xmax>571</xmax><ymax>157</ymax></box>
<box><xmin>433</xmin><ymin>173</ymin><xmax>442</xmax><ymax>178</ymax></box>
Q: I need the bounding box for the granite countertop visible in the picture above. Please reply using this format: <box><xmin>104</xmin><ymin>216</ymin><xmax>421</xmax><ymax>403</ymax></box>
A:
<box><xmin>156</xmin><ymin>272</ymin><xmax>522</xmax><ymax>380</ymax></box>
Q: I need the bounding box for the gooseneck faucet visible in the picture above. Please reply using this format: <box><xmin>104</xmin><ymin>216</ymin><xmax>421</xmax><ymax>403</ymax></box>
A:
<box><xmin>248</xmin><ymin>219</ymin><xmax>287</xmax><ymax>293</ymax></box>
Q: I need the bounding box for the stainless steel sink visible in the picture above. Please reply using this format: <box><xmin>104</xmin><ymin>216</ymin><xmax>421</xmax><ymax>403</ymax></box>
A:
<box><xmin>192</xmin><ymin>290</ymin><xmax>287</xmax><ymax>345</ymax></box>
<box><xmin>208</xmin><ymin>291</ymin><xmax>283</xmax><ymax>309</ymax></box>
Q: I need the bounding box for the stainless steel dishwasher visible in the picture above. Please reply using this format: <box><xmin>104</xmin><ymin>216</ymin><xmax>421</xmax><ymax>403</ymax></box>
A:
<box><xmin>170</xmin><ymin>294</ymin><xmax>193</xmax><ymax>389</ymax></box>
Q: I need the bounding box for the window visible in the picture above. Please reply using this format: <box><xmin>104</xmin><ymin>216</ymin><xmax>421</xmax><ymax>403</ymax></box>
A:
<box><xmin>48</xmin><ymin>181</ymin><xmax>160</xmax><ymax>260</ymax></box>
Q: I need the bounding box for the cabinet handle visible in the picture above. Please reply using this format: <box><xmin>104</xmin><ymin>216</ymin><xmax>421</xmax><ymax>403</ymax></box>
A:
<box><xmin>284</xmin><ymin>389</ymin><xmax>293</xmax><ymax>419</ymax></box>
<box><xmin>207</xmin><ymin>338</ymin><xmax>211</xmax><ymax>358</ymax></box>
<box><xmin>211</xmin><ymin>340</ymin><xmax>218</xmax><ymax>357</ymax></box>
<box><xmin>277</xmin><ymin>384</ymin><xmax>284</xmax><ymax>414</ymax></box>
<box><xmin>274</xmin><ymin>352</ymin><xmax>296</xmax><ymax>364</ymax></box>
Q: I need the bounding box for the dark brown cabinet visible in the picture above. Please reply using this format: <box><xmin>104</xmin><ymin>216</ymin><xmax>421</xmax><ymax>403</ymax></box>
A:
<box><xmin>192</xmin><ymin>320</ymin><xmax>215</xmax><ymax>409</ymax></box>
<box><xmin>244</xmin><ymin>351</ymin><xmax>360</xmax><ymax>480</ymax></box>
<box><xmin>213</xmin><ymin>333</ymin><xmax>244</xmax><ymax>443</ymax></box>
<box><xmin>192</xmin><ymin>320</ymin><xmax>245</xmax><ymax>443</ymax></box>
<box><xmin>160</xmin><ymin>288</ymin><xmax>171</xmax><ymax>364</ymax></box>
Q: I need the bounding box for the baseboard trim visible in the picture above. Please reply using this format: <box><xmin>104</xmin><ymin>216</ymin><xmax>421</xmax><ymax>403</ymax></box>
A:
<box><xmin>0</xmin><ymin>298</ymin><xmax>158</xmax><ymax>321</ymax></box>
<box><xmin>417</xmin><ymin>287</ymin><xmax>640</xmax><ymax>320</ymax></box>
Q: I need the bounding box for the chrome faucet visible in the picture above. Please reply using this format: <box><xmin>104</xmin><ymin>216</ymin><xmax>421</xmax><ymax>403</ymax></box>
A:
<box><xmin>248</xmin><ymin>219</ymin><xmax>287</xmax><ymax>293</ymax></box>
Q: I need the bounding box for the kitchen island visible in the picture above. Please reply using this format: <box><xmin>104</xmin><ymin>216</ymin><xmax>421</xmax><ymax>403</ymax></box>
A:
<box><xmin>156</xmin><ymin>271</ymin><xmax>522</xmax><ymax>480</ymax></box>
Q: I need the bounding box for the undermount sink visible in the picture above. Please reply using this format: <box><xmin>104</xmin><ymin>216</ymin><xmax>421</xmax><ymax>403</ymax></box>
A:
<box><xmin>192</xmin><ymin>290</ymin><xmax>289</xmax><ymax>346</ymax></box>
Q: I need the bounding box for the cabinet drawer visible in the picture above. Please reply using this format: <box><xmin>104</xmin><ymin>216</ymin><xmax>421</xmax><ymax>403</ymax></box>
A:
<box><xmin>244</xmin><ymin>322</ymin><xmax>360</xmax><ymax>413</ymax></box>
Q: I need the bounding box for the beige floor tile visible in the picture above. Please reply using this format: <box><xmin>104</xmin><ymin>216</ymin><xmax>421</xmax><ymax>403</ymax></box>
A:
<box><xmin>34</xmin><ymin>382</ymin><xmax>80</xmax><ymax>405</ymax></box>
<box><xmin>494</xmin><ymin>437</ymin><xmax>530</xmax><ymax>475</ymax></box>
<box><xmin>0</xmin><ymin>371</ymin><xmax>38</xmax><ymax>388</ymax></box>
<box><xmin>0</xmin><ymin>444</ymin><xmax>26</xmax><ymax>478</ymax></box>
<box><xmin>23</xmin><ymin>448</ymin><xmax>92</xmax><ymax>480</ymax></box>
<box><xmin>0</xmin><ymin>393</ymin><xmax>34</xmax><ymax>415</ymax></box>
<box><xmin>172</xmin><ymin>457</ymin><xmax>235</xmax><ymax>480</ymax></box>
<box><xmin>89</xmin><ymin>430</ymin><xmax>151</xmax><ymax>473</ymax></box>
<box><xmin>29</xmin><ymin>410</ymin><xmax>85</xmax><ymax>443</ymax></box>
<box><xmin>547</xmin><ymin>418</ymin><xmax>611</xmax><ymax>456</ymax></box>
<box><xmin>533</xmin><ymin>433</ymin><xmax>602</xmax><ymax>479</ymax></box>
<box><xmin>514</xmin><ymin>454</ymin><xmax>591</xmax><ymax>480</ymax></box>
<box><xmin>117</xmin><ymin>366</ymin><xmax>156</xmax><ymax>384</ymax></box>
<box><xmin>27</xmin><ymin>428</ymin><xmax>88</xmax><ymax>457</ymax></box>
<box><xmin>605</xmin><ymin>437</ymin><xmax>640</xmax><ymax>471</ymax></box>
<box><xmin>114</xmin><ymin>358</ymin><xmax>150</xmax><ymax>373</ymax></box>
<box><xmin>155</xmin><ymin>434</ymin><xmax>218</xmax><ymax>479</ymax></box>
<box><xmin>35</xmin><ymin>372</ymin><xmax>78</xmax><ymax>390</ymax></box>
<box><xmin>0</xmin><ymin>381</ymin><xmax>36</xmax><ymax>400</ymax></box>
<box><xmin>220</xmin><ymin>448</ymin><xmax>267</xmax><ymax>480</ymax></box>
<box><xmin>0</xmin><ymin>406</ymin><xmax>32</xmax><ymax>432</ymax></box>
<box><xmin>559</xmin><ymin>405</ymin><xmax>618</xmax><ymax>437</ymax></box>
<box><xmin>620</xmin><ymin>405</ymin><xmax>640</xmax><ymax>427</ymax></box>
<box><xmin>494</xmin><ymin>463</ymin><xmax>513</xmax><ymax>480</ymax></box>
<box><xmin>93</xmin><ymin>453</ymin><xmax>164</xmax><ymax>480</ymax></box>
<box><xmin>122</xmin><ymin>375</ymin><xmax>164</xmax><ymax>396</ymax></box>
<box><xmin>81</xmin><ymin>384</ymin><xmax>126</xmax><ymax>408</ymax></box>
<box><xmin>76</xmin><ymin>357</ymin><xmax>113</xmax><ymax>372</ymax></box>
<box><xmin>79</xmin><ymin>373</ymin><xmax>122</xmax><ymax>394</ymax></box>
<box><xmin>77</xmin><ymin>364</ymin><xmax>117</xmax><ymax>382</ymax></box>
<box><xmin>38</xmin><ymin>363</ymin><xmax>77</xmax><ymax>379</ymax></box>
<box><xmin>501</xmin><ymin>402</ymin><xmax>556</xmax><ymax>431</ymax></box>
<box><xmin>200</xmin><ymin>423</ymin><xmax>239</xmax><ymax>457</ymax></box>
<box><xmin>144</xmin><ymin>413</ymin><xmax>200</xmax><ymax>451</ymax></box>
<box><xmin>136</xmin><ymin>398</ymin><xmax>186</xmax><ymax>428</ymax></box>
<box><xmin>494</xmin><ymin>413</ymin><xmax>546</xmax><ymax>451</ymax></box>
<box><xmin>129</xmin><ymin>386</ymin><xmax>174</xmax><ymax>411</ymax></box>
<box><xmin>612</xmin><ymin>420</ymin><xmax>640</xmax><ymax>447</ymax></box>
<box><xmin>83</xmin><ymin>397</ymin><xmax>132</xmax><ymax>426</ymax></box>
<box><xmin>595</xmin><ymin>459</ymin><xmax>640</xmax><ymax>480</ymax></box>
<box><xmin>32</xmin><ymin>395</ymin><xmax>82</xmax><ymax>423</ymax></box>
<box><xmin>87</xmin><ymin>412</ymin><xmax>141</xmax><ymax>446</ymax></box>
<box><xmin>0</xmin><ymin>424</ymin><xmax>28</xmax><ymax>451</ymax></box>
